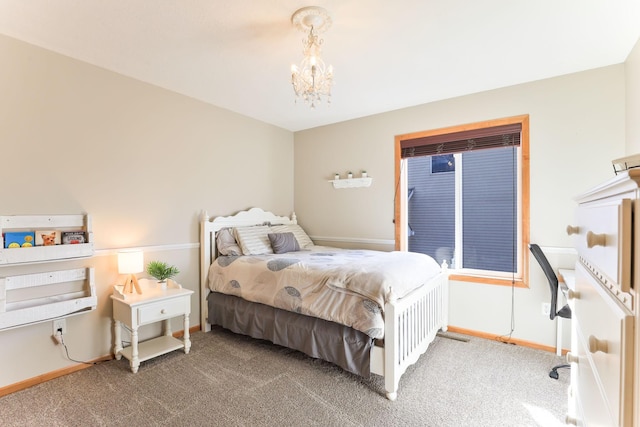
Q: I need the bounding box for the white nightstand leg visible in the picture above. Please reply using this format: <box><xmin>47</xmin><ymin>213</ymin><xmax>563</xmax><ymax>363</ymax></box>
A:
<box><xmin>113</xmin><ymin>319</ymin><xmax>123</xmax><ymax>360</ymax></box>
<box><xmin>183</xmin><ymin>314</ymin><xmax>191</xmax><ymax>354</ymax></box>
<box><xmin>163</xmin><ymin>318</ymin><xmax>172</xmax><ymax>337</ymax></box>
<box><xmin>130</xmin><ymin>328</ymin><xmax>140</xmax><ymax>373</ymax></box>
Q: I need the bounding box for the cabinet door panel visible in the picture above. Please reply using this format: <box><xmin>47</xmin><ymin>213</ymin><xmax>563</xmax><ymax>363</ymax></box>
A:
<box><xmin>574</xmin><ymin>263</ymin><xmax>634</xmax><ymax>426</ymax></box>
<box><xmin>574</xmin><ymin>199</ymin><xmax>631</xmax><ymax>292</ymax></box>
<box><xmin>574</xmin><ymin>328</ymin><xmax>615</xmax><ymax>427</ymax></box>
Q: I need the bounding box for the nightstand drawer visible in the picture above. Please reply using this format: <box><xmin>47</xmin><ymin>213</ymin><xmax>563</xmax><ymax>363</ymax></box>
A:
<box><xmin>138</xmin><ymin>297</ymin><xmax>187</xmax><ymax>324</ymax></box>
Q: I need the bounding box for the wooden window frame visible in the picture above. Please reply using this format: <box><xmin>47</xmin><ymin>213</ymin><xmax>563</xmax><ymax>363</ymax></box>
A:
<box><xmin>394</xmin><ymin>114</ymin><xmax>530</xmax><ymax>287</ymax></box>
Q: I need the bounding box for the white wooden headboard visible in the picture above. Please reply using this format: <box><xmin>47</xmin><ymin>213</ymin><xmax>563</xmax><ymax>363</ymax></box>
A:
<box><xmin>199</xmin><ymin>208</ymin><xmax>297</xmax><ymax>331</ymax></box>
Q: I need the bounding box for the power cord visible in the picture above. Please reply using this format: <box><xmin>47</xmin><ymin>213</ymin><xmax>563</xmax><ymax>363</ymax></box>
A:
<box><xmin>496</xmin><ymin>143</ymin><xmax>518</xmax><ymax>345</ymax></box>
<box><xmin>57</xmin><ymin>330</ymin><xmax>102</xmax><ymax>366</ymax></box>
<box><xmin>496</xmin><ymin>280</ymin><xmax>516</xmax><ymax>344</ymax></box>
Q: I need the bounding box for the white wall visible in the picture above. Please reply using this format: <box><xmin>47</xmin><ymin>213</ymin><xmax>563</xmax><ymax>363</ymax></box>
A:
<box><xmin>0</xmin><ymin>34</ymin><xmax>294</xmax><ymax>388</ymax></box>
<box><xmin>293</xmin><ymin>65</ymin><xmax>626</xmax><ymax>347</ymax></box>
<box><xmin>626</xmin><ymin>37</ymin><xmax>640</xmax><ymax>154</ymax></box>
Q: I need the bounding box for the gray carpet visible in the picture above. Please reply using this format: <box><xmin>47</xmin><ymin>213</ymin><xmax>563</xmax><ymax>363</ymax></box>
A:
<box><xmin>0</xmin><ymin>328</ymin><xmax>570</xmax><ymax>426</ymax></box>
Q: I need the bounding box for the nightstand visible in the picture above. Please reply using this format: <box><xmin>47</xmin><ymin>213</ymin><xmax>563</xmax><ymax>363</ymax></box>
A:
<box><xmin>111</xmin><ymin>278</ymin><xmax>193</xmax><ymax>373</ymax></box>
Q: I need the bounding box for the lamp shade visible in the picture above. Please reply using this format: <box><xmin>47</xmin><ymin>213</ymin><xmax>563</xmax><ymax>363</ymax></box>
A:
<box><xmin>117</xmin><ymin>250</ymin><xmax>144</xmax><ymax>274</ymax></box>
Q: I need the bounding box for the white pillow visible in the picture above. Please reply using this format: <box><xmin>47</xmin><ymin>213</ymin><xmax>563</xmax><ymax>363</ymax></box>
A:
<box><xmin>270</xmin><ymin>224</ymin><xmax>314</xmax><ymax>249</ymax></box>
<box><xmin>233</xmin><ymin>225</ymin><xmax>273</xmax><ymax>255</ymax></box>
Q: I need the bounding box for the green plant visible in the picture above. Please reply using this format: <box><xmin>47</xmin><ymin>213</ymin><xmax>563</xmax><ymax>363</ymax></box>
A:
<box><xmin>146</xmin><ymin>261</ymin><xmax>180</xmax><ymax>282</ymax></box>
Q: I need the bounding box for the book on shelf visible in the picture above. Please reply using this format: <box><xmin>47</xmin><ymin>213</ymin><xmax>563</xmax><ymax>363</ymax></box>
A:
<box><xmin>35</xmin><ymin>230</ymin><xmax>61</xmax><ymax>246</ymax></box>
<box><xmin>61</xmin><ymin>231</ymin><xmax>86</xmax><ymax>245</ymax></box>
<box><xmin>3</xmin><ymin>231</ymin><xmax>35</xmax><ymax>248</ymax></box>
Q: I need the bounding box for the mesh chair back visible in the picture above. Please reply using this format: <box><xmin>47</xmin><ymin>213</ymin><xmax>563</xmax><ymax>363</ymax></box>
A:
<box><xmin>528</xmin><ymin>243</ymin><xmax>560</xmax><ymax>320</ymax></box>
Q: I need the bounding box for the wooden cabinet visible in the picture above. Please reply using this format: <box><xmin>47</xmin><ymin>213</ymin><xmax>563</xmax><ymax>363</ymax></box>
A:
<box><xmin>568</xmin><ymin>170</ymin><xmax>639</xmax><ymax>426</ymax></box>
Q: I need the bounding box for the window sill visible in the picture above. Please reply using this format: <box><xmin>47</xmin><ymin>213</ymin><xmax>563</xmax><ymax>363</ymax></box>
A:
<box><xmin>448</xmin><ymin>273</ymin><xmax>528</xmax><ymax>288</ymax></box>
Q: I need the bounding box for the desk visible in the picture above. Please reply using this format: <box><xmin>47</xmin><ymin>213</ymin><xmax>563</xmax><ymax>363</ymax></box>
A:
<box><xmin>557</xmin><ymin>269</ymin><xmax>575</xmax><ymax>356</ymax></box>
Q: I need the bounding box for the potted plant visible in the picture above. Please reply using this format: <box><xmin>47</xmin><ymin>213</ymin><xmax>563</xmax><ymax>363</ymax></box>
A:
<box><xmin>146</xmin><ymin>260</ymin><xmax>180</xmax><ymax>284</ymax></box>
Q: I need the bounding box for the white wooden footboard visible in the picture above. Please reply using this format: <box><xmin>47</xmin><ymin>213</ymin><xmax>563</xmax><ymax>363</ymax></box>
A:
<box><xmin>371</xmin><ymin>263</ymin><xmax>449</xmax><ymax>400</ymax></box>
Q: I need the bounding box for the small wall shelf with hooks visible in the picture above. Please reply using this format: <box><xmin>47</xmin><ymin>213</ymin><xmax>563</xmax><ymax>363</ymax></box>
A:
<box><xmin>328</xmin><ymin>177</ymin><xmax>373</xmax><ymax>189</ymax></box>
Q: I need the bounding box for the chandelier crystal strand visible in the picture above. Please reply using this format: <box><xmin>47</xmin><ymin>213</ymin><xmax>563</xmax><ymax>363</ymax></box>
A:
<box><xmin>290</xmin><ymin>6</ymin><xmax>334</xmax><ymax>108</ymax></box>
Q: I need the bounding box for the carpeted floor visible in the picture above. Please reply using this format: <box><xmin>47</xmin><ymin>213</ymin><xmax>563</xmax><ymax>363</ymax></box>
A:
<box><xmin>0</xmin><ymin>328</ymin><xmax>570</xmax><ymax>426</ymax></box>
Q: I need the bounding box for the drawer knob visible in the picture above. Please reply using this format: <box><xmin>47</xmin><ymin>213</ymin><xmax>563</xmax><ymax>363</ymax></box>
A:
<box><xmin>586</xmin><ymin>231</ymin><xmax>606</xmax><ymax>248</ymax></box>
<box><xmin>566</xmin><ymin>352</ymin><xmax>579</xmax><ymax>364</ymax></box>
<box><xmin>565</xmin><ymin>415</ymin><xmax>578</xmax><ymax>426</ymax></box>
<box><xmin>588</xmin><ymin>335</ymin><xmax>608</xmax><ymax>354</ymax></box>
<box><xmin>566</xmin><ymin>225</ymin><xmax>579</xmax><ymax>236</ymax></box>
<box><xmin>161</xmin><ymin>309</ymin><xmax>166</xmax><ymax>314</ymax></box>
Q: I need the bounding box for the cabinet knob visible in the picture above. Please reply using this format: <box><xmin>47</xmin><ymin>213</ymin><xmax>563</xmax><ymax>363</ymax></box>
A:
<box><xmin>586</xmin><ymin>231</ymin><xmax>606</xmax><ymax>248</ymax></box>
<box><xmin>566</xmin><ymin>352</ymin><xmax>579</xmax><ymax>364</ymax></box>
<box><xmin>160</xmin><ymin>309</ymin><xmax>166</xmax><ymax>314</ymax></box>
<box><xmin>566</xmin><ymin>225</ymin><xmax>579</xmax><ymax>236</ymax></box>
<box><xmin>565</xmin><ymin>415</ymin><xmax>578</xmax><ymax>425</ymax></box>
<box><xmin>588</xmin><ymin>335</ymin><xmax>608</xmax><ymax>354</ymax></box>
<box><xmin>567</xmin><ymin>290</ymin><xmax>579</xmax><ymax>300</ymax></box>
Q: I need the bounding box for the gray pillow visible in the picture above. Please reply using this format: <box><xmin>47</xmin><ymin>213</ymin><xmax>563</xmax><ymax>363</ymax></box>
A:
<box><xmin>216</xmin><ymin>227</ymin><xmax>243</xmax><ymax>256</ymax></box>
<box><xmin>267</xmin><ymin>232</ymin><xmax>300</xmax><ymax>254</ymax></box>
<box><xmin>270</xmin><ymin>224</ymin><xmax>314</xmax><ymax>249</ymax></box>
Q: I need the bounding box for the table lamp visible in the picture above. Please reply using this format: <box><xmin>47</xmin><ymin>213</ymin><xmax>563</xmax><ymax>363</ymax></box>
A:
<box><xmin>118</xmin><ymin>250</ymin><xmax>143</xmax><ymax>294</ymax></box>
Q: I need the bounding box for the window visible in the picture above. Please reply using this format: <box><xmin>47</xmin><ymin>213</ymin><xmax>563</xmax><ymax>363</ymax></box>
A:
<box><xmin>394</xmin><ymin>115</ymin><xmax>529</xmax><ymax>287</ymax></box>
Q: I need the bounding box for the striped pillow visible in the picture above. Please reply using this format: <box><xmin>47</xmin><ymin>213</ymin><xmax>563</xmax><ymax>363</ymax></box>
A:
<box><xmin>233</xmin><ymin>225</ymin><xmax>273</xmax><ymax>255</ymax></box>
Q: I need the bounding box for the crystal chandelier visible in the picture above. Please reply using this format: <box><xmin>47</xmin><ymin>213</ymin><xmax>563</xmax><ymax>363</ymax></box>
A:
<box><xmin>290</xmin><ymin>6</ymin><xmax>334</xmax><ymax>108</ymax></box>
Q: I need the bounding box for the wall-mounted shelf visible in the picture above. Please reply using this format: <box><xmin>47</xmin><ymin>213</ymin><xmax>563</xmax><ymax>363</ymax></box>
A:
<box><xmin>0</xmin><ymin>214</ymin><xmax>94</xmax><ymax>265</ymax></box>
<box><xmin>328</xmin><ymin>177</ymin><xmax>373</xmax><ymax>189</ymax></box>
<box><xmin>0</xmin><ymin>267</ymin><xmax>97</xmax><ymax>330</ymax></box>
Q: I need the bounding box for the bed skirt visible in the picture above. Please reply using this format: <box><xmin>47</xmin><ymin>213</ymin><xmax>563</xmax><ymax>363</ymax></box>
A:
<box><xmin>207</xmin><ymin>291</ymin><xmax>373</xmax><ymax>377</ymax></box>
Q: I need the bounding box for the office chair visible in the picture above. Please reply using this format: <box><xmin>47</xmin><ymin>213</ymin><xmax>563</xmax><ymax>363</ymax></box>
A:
<box><xmin>528</xmin><ymin>243</ymin><xmax>572</xmax><ymax>379</ymax></box>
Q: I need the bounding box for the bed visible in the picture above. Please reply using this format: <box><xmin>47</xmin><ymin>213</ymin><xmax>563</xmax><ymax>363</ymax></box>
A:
<box><xmin>199</xmin><ymin>207</ymin><xmax>449</xmax><ymax>400</ymax></box>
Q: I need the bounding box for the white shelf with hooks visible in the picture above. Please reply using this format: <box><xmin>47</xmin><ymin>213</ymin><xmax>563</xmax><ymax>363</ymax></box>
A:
<box><xmin>328</xmin><ymin>177</ymin><xmax>373</xmax><ymax>189</ymax></box>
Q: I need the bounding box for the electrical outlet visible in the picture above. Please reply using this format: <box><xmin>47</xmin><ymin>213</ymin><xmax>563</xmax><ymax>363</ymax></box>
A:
<box><xmin>52</xmin><ymin>319</ymin><xmax>66</xmax><ymax>344</ymax></box>
<box><xmin>541</xmin><ymin>303</ymin><xmax>551</xmax><ymax>316</ymax></box>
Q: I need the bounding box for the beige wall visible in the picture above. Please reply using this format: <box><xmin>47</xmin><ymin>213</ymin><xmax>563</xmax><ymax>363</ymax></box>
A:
<box><xmin>294</xmin><ymin>65</ymin><xmax>626</xmax><ymax>346</ymax></box>
<box><xmin>0</xmin><ymin>34</ymin><xmax>294</xmax><ymax>388</ymax></box>
<box><xmin>1</xmin><ymin>29</ymin><xmax>636</xmax><ymax>390</ymax></box>
<box><xmin>626</xmin><ymin>37</ymin><xmax>640</xmax><ymax>154</ymax></box>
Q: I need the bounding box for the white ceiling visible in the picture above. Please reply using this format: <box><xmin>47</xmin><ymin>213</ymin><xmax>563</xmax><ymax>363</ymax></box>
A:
<box><xmin>1</xmin><ymin>1</ymin><xmax>639</xmax><ymax>132</ymax></box>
